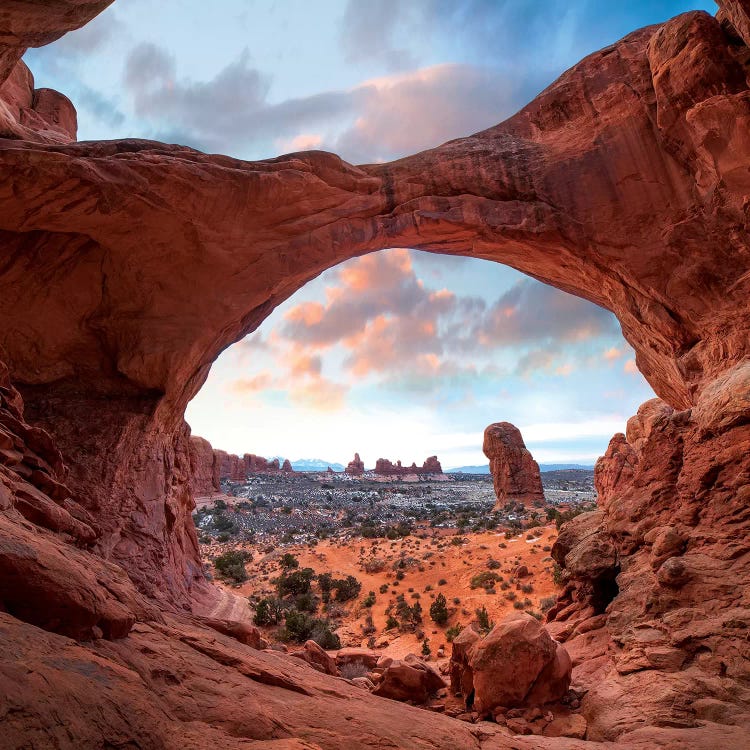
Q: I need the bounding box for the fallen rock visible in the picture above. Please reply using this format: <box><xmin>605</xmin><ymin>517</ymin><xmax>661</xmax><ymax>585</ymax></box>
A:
<box><xmin>335</xmin><ymin>647</ymin><xmax>379</xmax><ymax>671</ymax></box>
<box><xmin>468</xmin><ymin>613</ymin><xmax>571</xmax><ymax>714</ymax></box>
<box><xmin>290</xmin><ymin>639</ymin><xmax>338</xmax><ymax>676</ymax></box>
<box><xmin>449</xmin><ymin>626</ymin><xmax>480</xmax><ymax>697</ymax></box>
<box><xmin>372</xmin><ymin>654</ymin><xmax>446</xmax><ymax>704</ymax></box>
<box><xmin>543</xmin><ymin>713</ymin><xmax>587</xmax><ymax>739</ymax></box>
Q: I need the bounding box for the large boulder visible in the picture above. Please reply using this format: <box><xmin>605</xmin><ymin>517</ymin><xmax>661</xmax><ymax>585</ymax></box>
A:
<box><xmin>371</xmin><ymin>654</ymin><xmax>446</xmax><ymax>704</ymax></box>
<box><xmin>483</xmin><ymin>423</ymin><xmax>544</xmax><ymax>509</ymax></box>
<box><xmin>468</xmin><ymin>613</ymin><xmax>571</xmax><ymax>714</ymax></box>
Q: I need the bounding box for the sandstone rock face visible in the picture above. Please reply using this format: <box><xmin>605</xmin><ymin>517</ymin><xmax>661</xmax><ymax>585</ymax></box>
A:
<box><xmin>189</xmin><ymin>436</ymin><xmax>295</xmax><ymax>495</ymax></box>
<box><xmin>467</xmin><ymin>613</ymin><xmax>571</xmax><ymax>714</ymax></box>
<box><xmin>548</xmin><ymin>393</ymin><xmax>750</xmax><ymax>741</ymax></box>
<box><xmin>483</xmin><ymin>422</ymin><xmax>544</xmax><ymax>509</ymax></box>
<box><xmin>449</xmin><ymin>626</ymin><xmax>481</xmax><ymax>697</ymax></box>
<box><xmin>189</xmin><ymin>435</ymin><xmax>219</xmax><ymax>494</ymax></box>
<box><xmin>2</xmin><ymin>3</ymin><xmax>750</xmax><ymax>748</ymax></box>
<box><xmin>0</xmin><ymin>59</ymin><xmax>77</xmax><ymax>142</ymax></box>
<box><xmin>345</xmin><ymin>452</ymin><xmax>365</xmax><ymax>476</ymax></box>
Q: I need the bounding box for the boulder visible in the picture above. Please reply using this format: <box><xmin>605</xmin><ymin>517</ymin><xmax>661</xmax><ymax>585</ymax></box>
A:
<box><xmin>449</xmin><ymin>626</ymin><xmax>480</xmax><ymax>697</ymax></box>
<box><xmin>335</xmin><ymin>648</ymin><xmax>379</xmax><ymax>670</ymax></box>
<box><xmin>468</xmin><ymin>613</ymin><xmax>571</xmax><ymax>714</ymax></box>
<box><xmin>290</xmin><ymin>639</ymin><xmax>338</xmax><ymax>676</ymax></box>
<box><xmin>371</xmin><ymin>654</ymin><xmax>446</xmax><ymax>704</ymax></box>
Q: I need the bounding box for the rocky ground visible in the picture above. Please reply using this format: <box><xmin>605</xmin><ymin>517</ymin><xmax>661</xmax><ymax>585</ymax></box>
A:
<box><xmin>194</xmin><ymin>472</ymin><xmax>593</xmax><ymax>682</ymax></box>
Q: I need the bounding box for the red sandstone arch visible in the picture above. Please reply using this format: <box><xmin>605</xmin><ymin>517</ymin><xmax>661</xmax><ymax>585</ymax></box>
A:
<box><xmin>1</xmin><ymin>7</ymin><xmax>749</xmax><ymax>603</ymax></box>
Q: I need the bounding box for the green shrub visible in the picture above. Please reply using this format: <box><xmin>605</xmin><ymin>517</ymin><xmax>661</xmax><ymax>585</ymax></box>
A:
<box><xmin>429</xmin><ymin>593</ymin><xmax>449</xmax><ymax>625</ymax></box>
<box><xmin>214</xmin><ymin>550</ymin><xmax>251</xmax><ymax>583</ymax></box>
<box><xmin>253</xmin><ymin>596</ymin><xmax>285</xmax><ymax>626</ymax></box>
<box><xmin>281</xmin><ymin>608</ymin><xmax>341</xmax><ymax>648</ymax></box>
<box><xmin>552</xmin><ymin>563</ymin><xmax>565</xmax><ymax>587</ymax></box>
<box><xmin>470</xmin><ymin>571</ymin><xmax>501</xmax><ymax>590</ymax></box>
<box><xmin>446</xmin><ymin>624</ymin><xmax>463</xmax><ymax>642</ymax></box>
<box><xmin>363</xmin><ymin>591</ymin><xmax>376</xmax><ymax>608</ymax></box>
<box><xmin>475</xmin><ymin>606</ymin><xmax>493</xmax><ymax>635</ymax></box>
<box><xmin>280</xmin><ymin>553</ymin><xmax>299</xmax><ymax>570</ymax></box>
<box><xmin>333</xmin><ymin>574</ymin><xmax>362</xmax><ymax>602</ymax></box>
<box><xmin>277</xmin><ymin>567</ymin><xmax>315</xmax><ymax>597</ymax></box>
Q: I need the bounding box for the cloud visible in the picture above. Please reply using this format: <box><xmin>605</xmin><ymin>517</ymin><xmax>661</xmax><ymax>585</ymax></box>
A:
<box><xmin>474</xmin><ymin>279</ymin><xmax>619</xmax><ymax>349</ymax></box>
<box><xmin>624</xmin><ymin>358</ymin><xmax>639</xmax><ymax>374</ymax></box>
<box><xmin>275</xmin><ymin>249</ymin><xmax>623</xmax><ymax>384</ymax></box>
<box><xmin>230</xmin><ymin>372</ymin><xmax>274</xmax><ymax>394</ymax></box>
<box><xmin>281</xmin><ymin>249</ymin><xmax>448</xmax><ymax>349</ymax></box>
<box><xmin>339</xmin><ymin>0</ymin><xmax>419</xmax><ymax>71</ymax></box>
<box><xmin>603</xmin><ymin>346</ymin><xmax>623</xmax><ymax>360</ymax></box>
<box><xmin>288</xmin><ymin>375</ymin><xmax>348</xmax><ymax>411</ymax></box>
<box><xmin>121</xmin><ymin>41</ymin><xmax>516</xmax><ymax>161</ymax></box>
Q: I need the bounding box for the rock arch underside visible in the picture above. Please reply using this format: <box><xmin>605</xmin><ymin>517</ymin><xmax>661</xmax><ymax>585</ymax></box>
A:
<box><xmin>1</xmin><ymin>1</ymin><xmax>750</xmax><ymax>747</ymax></box>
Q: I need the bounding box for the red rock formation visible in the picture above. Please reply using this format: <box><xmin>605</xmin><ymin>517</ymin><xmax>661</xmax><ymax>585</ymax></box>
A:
<box><xmin>457</xmin><ymin>613</ymin><xmax>571</xmax><ymax>715</ymax></box>
<box><xmin>373</xmin><ymin>456</ymin><xmax>444</xmax><ymax>476</ymax></box>
<box><xmin>345</xmin><ymin>452</ymin><xmax>365</xmax><ymax>476</ymax></box>
<box><xmin>3</xmin><ymin>8</ymin><xmax>749</xmax><ymax>604</ymax></box>
<box><xmin>0</xmin><ymin>60</ymin><xmax>77</xmax><ymax>142</ymax></box>
<box><xmin>189</xmin><ymin>438</ymin><xmax>296</xmax><ymax>494</ymax></box>
<box><xmin>214</xmin><ymin>449</ymin><xmax>245</xmax><ymax>482</ymax></box>
<box><xmin>483</xmin><ymin>422</ymin><xmax>544</xmax><ymax>509</ymax></box>
<box><xmin>189</xmin><ymin>435</ymin><xmax>219</xmax><ymax>494</ymax></box>
<box><xmin>1</xmin><ymin>2</ymin><xmax>750</xmax><ymax>747</ymax></box>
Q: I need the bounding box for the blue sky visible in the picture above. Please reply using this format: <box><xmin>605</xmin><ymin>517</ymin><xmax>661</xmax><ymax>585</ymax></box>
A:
<box><xmin>26</xmin><ymin>0</ymin><xmax>714</xmax><ymax>467</ymax></box>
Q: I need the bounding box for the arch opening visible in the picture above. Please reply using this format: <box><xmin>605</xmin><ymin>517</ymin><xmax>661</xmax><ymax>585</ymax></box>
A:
<box><xmin>186</xmin><ymin>247</ymin><xmax>657</xmax><ymax>478</ymax></box>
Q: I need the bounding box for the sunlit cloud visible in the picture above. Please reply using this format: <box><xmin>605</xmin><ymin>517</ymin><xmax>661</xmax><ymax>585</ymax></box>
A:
<box><xmin>624</xmin><ymin>358</ymin><xmax>639</xmax><ymax>374</ymax></box>
<box><xmin>604</xmin><ymin>346</ymin><xmax>623</xmax><ymax>360</ymax></box>
<box><xmin>230</xmin><ymin>372</ymin><xmax>274</xmax><ymax>394</ymax></box>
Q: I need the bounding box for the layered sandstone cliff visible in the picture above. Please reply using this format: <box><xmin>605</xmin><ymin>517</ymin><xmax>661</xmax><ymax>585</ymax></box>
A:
<box><xmin>188</xmin><ymin>435</ymin><xmax>293</xmax><ymax>494</ymax></box>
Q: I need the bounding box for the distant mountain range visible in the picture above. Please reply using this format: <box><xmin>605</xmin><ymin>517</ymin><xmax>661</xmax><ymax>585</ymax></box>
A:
<box><xmin>448</xmin><ymin>463</ymin><xmax>594</xmax><ymax>474</ymax></box>
<box><xmin>277</xmin><ymin>458</ymin><xmax>346</xmax><ymax>472</ymax></box>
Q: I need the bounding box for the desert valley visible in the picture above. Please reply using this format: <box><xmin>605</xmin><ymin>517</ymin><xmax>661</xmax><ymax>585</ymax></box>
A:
<box><xmin>2</xmin><ymin>1</ymin><xmax>750</xmax><ymax>749</ymax></box>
